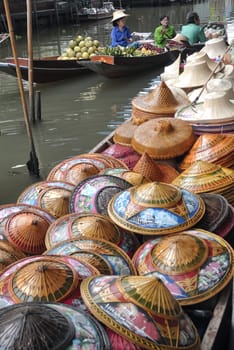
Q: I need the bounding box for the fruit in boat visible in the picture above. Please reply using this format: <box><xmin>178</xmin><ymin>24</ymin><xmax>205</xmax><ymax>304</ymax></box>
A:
<box><xmin>81</xmin><ymin>52</ymin><xmax>89</xmax><ymax>59</ymax></box>
<box><xmin>58</xmin><ymin>34</ymin><xmax>100</xmax><ymax>60</ymax></box>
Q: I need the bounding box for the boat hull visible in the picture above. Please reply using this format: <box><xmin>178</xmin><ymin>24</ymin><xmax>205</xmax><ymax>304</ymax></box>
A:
<box><xmin>79</xmin><ymin>50</ymin><xmax>181</xmax><ymax>78</ymax></box>
<box><xmin>0</xmin><ymin>57</ymin><xmax>92</xmax><ymax>83</ymax></box>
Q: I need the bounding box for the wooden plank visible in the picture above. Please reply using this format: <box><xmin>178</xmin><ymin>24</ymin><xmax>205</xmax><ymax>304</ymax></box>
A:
<box><xmin>201</xmin><ymin>280</ymin><xmax>233</xmax><ymax>350</ymax></box>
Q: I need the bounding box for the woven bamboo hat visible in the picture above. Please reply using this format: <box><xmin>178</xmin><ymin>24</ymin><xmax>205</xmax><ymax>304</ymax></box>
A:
<box><xmin>4</xmin><ymin>210</ymin><xmax>52</xmax><ymax>255</ymax></box>
<box><xmin>47</xmin><ymin>153</ymin><xmax>128</xmax><ymax>182</ymax></box>
<box><xmin>47</xmin><ymin>303</ymin><xmax>110</xmax><ymax>349</ymax></box>
<box><xmin>0</xmin><ymin>241</ymin><xmax>25</xmax><ymax>273</ymax></box>
<box><xmin>173</xmin><ymin>60</ymin><xmax>212</xmax><ymax>89</ymax></box>
<box><xmin>108</xmin><ymin>181</ymin><xmax>205</xmax><ymax>235</ymax></box>
<box><xmin>113</xmin><ymin>119</ymin><xmax>139</xmax><ymax>146</ymax></box>
<box><xmin>80</xmin><ymin>275</ymin><xmax>200</xmax><ymax>350</ymax></box>
<box><xmin>45</xmin><ymin>212</ymin><xmax>140</xmax><ymax>258</ymax></box>
<box><xmin>0</xmin><ymin>303</ymin><xmax>75</xmax><ymax>350</ymax></box>
<box><xmin>131</xmin><ymin>118</ymin><xmax>196</xmax><ymax>159</ymax></box>
<box><xmin>180</xmin><ymin>134</ymin><xmax>234</xmax><ymax>170</ymax></box>
<box><xmin>201</xmin><ymin>37</ymin><xmax>228</xmax><ymax>59</ymax></box>
<box><xmin>172</xmin><ymin>160</ymin><xmax>234</xmax><ymax>194</ymax></box>
<box><xmin>176</xmin><ymin>91</ymin><xmax>234</xmax><ymax>124</ymax></box>
<box><xmin>2</xmin><ymin>256</ymin><xmax>79</xmax><ymax>303</ymax></box>
<box><xmin>99</xmin><ymin>167</ymin><xmax>149</xmax><ymax>186</ymax></box>
<box><xmin>133</xmin><ymin>152</ymin><xmax>179</xmax><ymax>183</ymax></box>
<box><xmin>171</xmin><ymin>33</ymin><xmax>189</xmax><ymax>43</ymax></box>
<box><xmin>131</xmin><ymin>81</ymin><xmax>189</xmax><ymax>124</ymax></box>
<box><xmin>112</xmin><ymin>9</ymin><xmax>129</xmax><ymax>22</ymax></box>
<box><xmin>102</xmin><ymin>143</ymin><xmax>141</xmax><ymax>170</ymax></box>
<box><xmin>186</xmin><ymin>50</ymin><xmax>224</xmax><ymax>72</ymax></box>
<box><xmin>196</xmin><ymin>193</ymin><xmax>230</xmax><ymax>232</ymax></box>
<box><xmin>69</xmin><ymin>174</ymin><xmax>131</xmax><ymax>216</ymax></box>
<box><xmin>132</xmin><ymin>229</ymin><xmax>234</xmax><ymax>305</ymax></box>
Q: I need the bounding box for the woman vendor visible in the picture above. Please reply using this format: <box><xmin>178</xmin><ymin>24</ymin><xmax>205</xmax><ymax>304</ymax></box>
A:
<box><xmin>154</xmin><ymin>15</ymin><xmax>176</xmax><ymax>48</ymax></box>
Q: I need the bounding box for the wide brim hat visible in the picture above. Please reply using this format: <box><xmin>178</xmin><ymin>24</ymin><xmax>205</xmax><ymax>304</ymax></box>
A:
<box><xmin>201</xmin><ymin>37</ymin><xmax>228</xmax><ymax>59</ymax></box>
<box><xmin>132</xmin><ymin>229</ymin><xmax>234</xmax><ymax>305</ymax></box>
<box><xmin>0</xmin><ymin>303</ymin><xmax>76</xmax><ymax>350</ymax></box>
<box><xmin>102</xmin><ymin>142</ymin><xmax>141</xmax><ymax>170</ymax></box>
<box><xmin>188</xmin><ymin>78</ymin><xmax>234</xmax><ymax>103</ymax></box>
<box><xmin>0</xmin><ymin>241</ymin><xmax>26</xmax><ymax>273</ymax></box>
<box><xmin>69</xmin><ymin>174</ymin><xmax>131</xmax><ymax>216</ymax></box>
<box><xmin>45</xmin><ymin>212</ymin><xmax>140</xmax><ymax>258</ymax></box>
<box><xmin>186</xmin><ymin>50</ymin><xmax>224</xmax><ymax>72</ymax></box>
<box><xmin>173</xmin><ymin>60</ymin><xmax>212</xmax><ymax>89</ymax></box>
<box><xmin>80</xmin><ymin>275</ymin><xmax>200</xmax><ymax>350</ymax></box>
<box><xmin>131</xmin><ymin>118</ymin><xmax>196</xmax><ymax>159</ymax></box>
<box><xmin>180</xmin><ymin>133</ymin><xmax>234</xmax><ymax>170</ymax></box>
<box><xmin>108</xmin><ymin>181</ymin><xmax>205</xmax><ymax>235</ymax></box>
<box><xmin>44</xmin><ymin>237</ymin><xmax>137</xmax><ymax>276</ymax></box>
<box><xmin>111</xmin><ymin>10</ymin><xmax>129</xmax><ymax>22</ymax></box>
<box><xmin>172</xmin><ymin>160</ymin><xmax>234</xmax><ymax>194</ymax></box>
<box><xmin>175</xmin><ymin>91</ymin><xmax>234</xmax><ymax>124</ymax></box>
<box><xmin>196</xmin><ymin>193</ymin><xmax>230</xmax><ymax>232</ymax></box>
<box><xmin>171</xmin><ymin>33</ymin><xmax>189</xmax><ymax>43</ymax></box>
<box><xmin>131</xmin><ymin>81</ymin><xmax>189</xmax><ymax>124</ymax></box>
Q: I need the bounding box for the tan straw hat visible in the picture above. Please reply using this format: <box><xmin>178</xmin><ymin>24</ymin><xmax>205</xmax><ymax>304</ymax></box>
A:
<box><xmin>201</xmin><ymin>37</ymin><xmax>228</xmax><ymax>59</ymax></box>
<box><xmin>174</xmin><ymin>60</ymin><xmax>211</xmax><ymax>89</ymax></box>
<box><xmin>111</xmin><ymin>9</ymin><xmax>129</xmax><ymax>22</ymax></box>
<box><xmin>171</xmin><ymin>33</ymin><xmax>189</xmax><ymax>43</ymax></box>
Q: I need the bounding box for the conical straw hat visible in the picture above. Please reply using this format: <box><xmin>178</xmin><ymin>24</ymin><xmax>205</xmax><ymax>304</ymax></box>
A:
<box><xmin>132</xmin><ymin>81</ymin><xmax>189</xmax><ymax>124</ymax></box>
<box><xmin>108</xmin><ymin>181</ymin><xmax>205</xmax><ymax>235</ymax></box>
<box><xmin>201</xmin><ymin>37</ymin><xmax>228</xmax><ymax>59</ymax></box>
<box><xmin>131</xmin><ymin>118</ymin><xmax>196</xmax><ymax>159</ymax></box>
<box><xmin>133</xmin><ymin>152</ymin><xmax>179</xmax><ymax>182</ymax></box>
<box><xmin>173</xmin><ymin>60</ymin><xmax>212</xmax><ymax>89</ymax></box>
<box><xmin>172</xmin><ymin>160</ymin><xmax>234</xmax><ymax>193</ymax></box>
<box><xmin>5</xmin><ymin>211</ymin><xmax>50</xmax><ymax>254</ymax></box>
<box><xmin>99</xmin><ymin>167</ymin><xmax>148</xmax><ymax>186</ymax></box>
<box><xmin>132</xmin><ymin>229</ymin><xmax>234</xmax><ymax>305</ymax></box>
<box><xmin>45</xmin><ymin>212</ymin><xmax>140</xmax><ymax>258</ymax></box>
<box><xmin>7</xmin><ymin>257</ymin><xmax>79</xmax><ymax>302</ymax></box>
<box><xmin>81</xmin><ymin>275</ymin><xmax>200</xmax><ymax>350</ymax></box>
<box><xmin>180</xmin><ymin>134</ymin><xmax>234</xmax><ymax>170</ymax></box>
<box><xmin>186</xmin><ymin>51</ymin><xmax>224</xmax><ymax>72</ymax></box>
<box><xmin>0</xmin><ymin>303</ymin><xmax>75</xmax><ymax>350</ymax></box>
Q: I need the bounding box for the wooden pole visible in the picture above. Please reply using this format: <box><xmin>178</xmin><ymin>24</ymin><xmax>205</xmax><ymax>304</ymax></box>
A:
<box><xmin>27</xmin><ymin>0</ymin><xmax>35</xmax><ymax>123</ymax></box>
<box><xmin>3</xmin><ymin>0</ymin><xmax>40</xmax><ymax>177</ymax></box>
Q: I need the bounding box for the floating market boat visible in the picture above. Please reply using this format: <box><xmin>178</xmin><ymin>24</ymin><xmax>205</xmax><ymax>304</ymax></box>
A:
<box><xmin>78</xmin><ymin>1</ymin><xmax>115</xmax><ymax>22</ymax></box>
<box><xmin>0</xmin><ymin>56</ymin><xmax>93</xmax><ymax>83</ymax></box>
<box><xmin>79</xmin><ymin>49</ymin><xmax>181</xmax><ymax>78</ymax></box>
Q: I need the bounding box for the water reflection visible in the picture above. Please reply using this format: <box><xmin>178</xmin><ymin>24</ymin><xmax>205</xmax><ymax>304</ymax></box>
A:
<box><xmin>0</xmin><ymin>1</ymin><xmax>234</xmax><ymax>204</ymax></box>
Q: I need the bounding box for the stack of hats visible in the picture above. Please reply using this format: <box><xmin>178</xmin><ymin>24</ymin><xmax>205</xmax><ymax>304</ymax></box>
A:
<box><xmin>175</xmin><ymin>91</ymin><xmax>234</xmax><ymax>134</ymax></box>
<box><xmin>131</xmin><ymin>118</ymin><xmax>196</xmax><ymax>159</ymax></box>
<box><xmin>180</xmin><ymin>133</ymin><xmax>234</xmax><ymax>170</ymax></box>
<box><xmin>172</xmin><ymin>160</ymin><xmax>234</xmax><ymax>205</ymax></box>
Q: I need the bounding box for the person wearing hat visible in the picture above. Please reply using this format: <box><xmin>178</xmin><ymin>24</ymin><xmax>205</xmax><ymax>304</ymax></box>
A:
<box><xmin>181</xmin><ymin>12</ymin><xmax>209</xmax><ymax>45</ymax></box>
<box><xmin>111</xmin><ymin>10</ymin><xmax>135</xmax><ymax>47</ymax></box>
<box><xmin>154</xmin><ymin>15</ymin><xmax>176</xmax><ymax>48</ymax></box>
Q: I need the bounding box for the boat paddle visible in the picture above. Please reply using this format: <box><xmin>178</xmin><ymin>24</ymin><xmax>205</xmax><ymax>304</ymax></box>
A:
<box><xmin>191</xmin><ymin>44</ymin><xmax>232</xmax><ymax>109</ymax></box>
<box><xmin>3</xmin><ymin>0</ymin><xmax>40</xmax><ymax>177</ymax></box>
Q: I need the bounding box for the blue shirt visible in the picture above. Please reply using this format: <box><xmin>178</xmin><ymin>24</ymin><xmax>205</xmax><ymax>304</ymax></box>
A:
<box><xmin>111</xmin><ymin>26</ymin><xmax>132</xmax><ymax>47</ymax></box>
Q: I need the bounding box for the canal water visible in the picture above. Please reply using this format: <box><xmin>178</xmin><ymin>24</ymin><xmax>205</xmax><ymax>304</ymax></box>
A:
<box><xmin>0</xmin><ymin>0</ymin><xmax>233</xmax><ymax>204</ymax></box>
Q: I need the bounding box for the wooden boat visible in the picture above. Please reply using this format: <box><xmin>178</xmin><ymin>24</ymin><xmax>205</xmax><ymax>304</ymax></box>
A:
<box><xmin>79</xmin><ymin>49</ymin><xmax>181</xmax><ymax>78</ymax></box>
<box><xmin>0</xmin><ymin>56</ymin><xmax>93</xmax><ymax>83</ymax></box>
<box><xmin>78</xmin><ymin>1</ymin><xmax>115</xmax><ymax>22</ymax></box>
